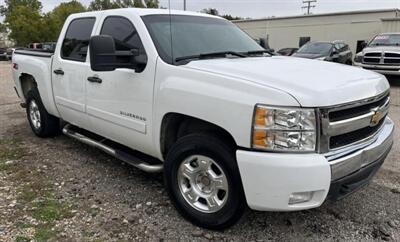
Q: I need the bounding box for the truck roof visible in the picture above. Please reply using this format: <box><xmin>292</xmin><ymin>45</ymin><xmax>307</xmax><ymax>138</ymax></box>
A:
<box><xmin>68</xmin><ymin>8</ymin><xmax>220</xmax><ymax>19</ymax></box>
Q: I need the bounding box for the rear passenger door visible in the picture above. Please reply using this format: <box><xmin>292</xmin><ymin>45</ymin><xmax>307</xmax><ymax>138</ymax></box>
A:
<box><xmin>52</xmin><ymin>17</ymin><xmax>96</xmax><ymax>129</ymax></box>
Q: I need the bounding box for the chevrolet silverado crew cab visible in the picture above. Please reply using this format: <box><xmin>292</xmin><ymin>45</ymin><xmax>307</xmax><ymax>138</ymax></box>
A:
<box><xmin>12</xmin><ymin>9</ymin><xmax>394</xmax><ymax>230</ymax></box>
<box><xmin>354</xmin><ymin>33</ymin><xmax>400</xmax><ymax>75</ymax></box>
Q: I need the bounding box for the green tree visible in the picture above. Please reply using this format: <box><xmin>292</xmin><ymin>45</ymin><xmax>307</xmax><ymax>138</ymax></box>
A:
<box><xmin>201</xmin><ymin>8</ymin><xmax>219</xmax><ymax>16</ymax></box>
<box><xmin>5</xmin><ymin>5</ymin><xmax>43</xmax><ymax>46</ymax></box>
<box><xmin>88</xmin><ymin>0</ymin><xmax>159</xmax><ymax>10</ymax></box>
<box><xmin>44</xmin><ymin>0</ymin><xmax>86</xmax><ymax>41</ymax></box>
<box><xmin>0</xmin><ymin>0</ymin><xmax>42</xmax><ymax>17</ymax></box>
<box><xmin>88</xmin><ymin>0</ymin><xmax>119</xmax><ymax>11</ymax></box>
<box><xmin>0</xmin><ymin>22</ymin><xmax>6</xmax><ymax>33</ymax></box>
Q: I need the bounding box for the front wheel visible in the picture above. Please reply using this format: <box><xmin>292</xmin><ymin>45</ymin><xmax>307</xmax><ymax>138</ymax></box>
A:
<box><xmin>164</xmin><ymin>134</ymin><xmax>246</xmax><ymax>230</ymax></box>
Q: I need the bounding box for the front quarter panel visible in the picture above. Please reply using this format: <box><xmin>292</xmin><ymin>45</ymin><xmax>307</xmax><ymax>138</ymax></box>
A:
<box><xmin>152</xmin><ymin>59</ymin><xmax>300</xmax><ymax>159</ymax></box>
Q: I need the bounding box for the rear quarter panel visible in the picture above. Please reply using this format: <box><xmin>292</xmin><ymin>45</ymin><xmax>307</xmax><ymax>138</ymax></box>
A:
<box><xmin>12</xmin><ymin>53</ymin><xmax>59</xmax><ymax>117</ymax></box>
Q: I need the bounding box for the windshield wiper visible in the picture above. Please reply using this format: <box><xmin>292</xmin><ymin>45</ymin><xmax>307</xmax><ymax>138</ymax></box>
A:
<box><xmin>175</xmin><ymin>51</ymin><xmax>246</xmax><ymax>63</ymax></box>
<box><xmin>245</xmin><ymin>49</ymin><xmax>274</xmax><ymax>56</ymax></box>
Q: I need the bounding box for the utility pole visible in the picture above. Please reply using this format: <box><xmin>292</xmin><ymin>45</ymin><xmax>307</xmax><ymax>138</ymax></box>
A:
<box><xmin>184</xmin><ymin>0</ymin><xmax>186</xmax><ymax>10</ymax></box>
<box><xmin>302</xmin><ymin>0</ymin><xmax>316</xmax><ymax>15</ymax></box>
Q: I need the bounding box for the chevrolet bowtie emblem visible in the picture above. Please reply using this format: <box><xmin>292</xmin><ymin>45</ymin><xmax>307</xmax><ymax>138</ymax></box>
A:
<box><xmin>370</xmin><ymin>110</ymin><xmax>382</xmax><ymax>126</ymax></box>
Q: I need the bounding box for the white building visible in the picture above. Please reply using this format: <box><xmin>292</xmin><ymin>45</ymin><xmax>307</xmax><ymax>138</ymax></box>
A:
<box><xmin>234</xmin><ymin>9</ymin><xmax>400</xmax><ymax>54</ymax></box>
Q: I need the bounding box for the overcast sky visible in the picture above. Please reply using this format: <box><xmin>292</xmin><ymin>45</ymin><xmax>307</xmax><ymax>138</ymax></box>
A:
<box><xmin>1</xmin><ymin>0</ymin><xmax>400</xmax><ymax>21</ymax></box>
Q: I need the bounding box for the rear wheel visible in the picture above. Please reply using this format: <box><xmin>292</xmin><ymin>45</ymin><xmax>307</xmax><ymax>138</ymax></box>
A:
<box><xmin>164</xmin><ymin>134</ymin><xmax>245</xmax><ymax>230</ymax></box>
<box><xmin>26</xmin><ymin>88</ymin><xmax>60</xmax><ymax>137</ymax></box>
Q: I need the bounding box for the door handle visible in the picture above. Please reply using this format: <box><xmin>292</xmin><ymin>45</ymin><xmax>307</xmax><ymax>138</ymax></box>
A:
<box><xmin>53</xmin><ymin>69</ymin><xmax>64</xmax><ymax>75</ymax></box>
<box><xmin>87</xmin><ymin>76</ymin><xmax>102</xmax><ymax>84</ymax></box>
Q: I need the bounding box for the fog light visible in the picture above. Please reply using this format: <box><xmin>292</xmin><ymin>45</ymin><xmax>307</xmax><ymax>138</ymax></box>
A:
<box><xmin>289</xmin><ymin>192</ymin><xmax>314</xmax><ymax>205</ymax></box>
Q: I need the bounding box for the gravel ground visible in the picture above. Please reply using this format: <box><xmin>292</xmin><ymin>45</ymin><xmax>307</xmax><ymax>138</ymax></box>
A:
<box><xmin>0</xmin><ymin>61</ymin><xmax>399</xmax><ymax>241</ymax></box>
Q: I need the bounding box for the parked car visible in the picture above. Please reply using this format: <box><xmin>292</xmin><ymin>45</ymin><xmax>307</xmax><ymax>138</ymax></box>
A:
<box><xmin>6</xmin><ymin>47</ymin><xmax>15</xmax><ymax>60</ymax></box>
<box><xmin>277</xmin><ymin>47</ymin><xmax>298</xmax><ymax>56</ymax></box>
<box><xmin>12</xmin><ymin>9</ymin><xmax>393</xmax><ymax>230</ymax></box>
<box><xmin>0</xmin><ymin>48</ymin><xmax>7</xmax><ymax>60</ymax></box>
<box><xmin>354</xmin><ymin>33</ymin><xmax>400</xmax><ymax>75</ymax></box>
<box><xmin>41</xmin><ymin>42</ymin><xmax>57</xmax><ymax>52</ymax></box>
<box><xmin>293</xmin><ymin>41</ymin><xmax>353</xmax><ymax>65</ymax></box>
<box><xmin>28</xmin><ymin>43</ymin><xmax>43</xmax><ymax>49</ymax></box>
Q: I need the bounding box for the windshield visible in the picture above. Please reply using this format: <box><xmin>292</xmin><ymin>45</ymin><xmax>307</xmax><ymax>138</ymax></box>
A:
<box><xmin>142</xmin><ymin>15</ymin><xmax>264</xmax><ymax>64</ymax></box>
<box><xmin>297</xmin><ymin>42</ymin><xmax>333</xmax><ymax>55</ymax></box>
<box><xmin>369</xmin><ymin>34</ymin><xmax>400</xmax><ymax>46</ymax></box>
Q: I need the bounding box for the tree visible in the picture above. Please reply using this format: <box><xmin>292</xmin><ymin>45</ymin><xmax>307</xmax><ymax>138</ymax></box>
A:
<box><xmin>5</xmin><ymin>5</ymin><xmax>43</xmax><ymax>46</ymax></box>
<box><xmin>0</xmin><ymin>23</ymin><xmax>6</xmax><ymax>33</ymax></box>
<box><xmin>88</xmin><ymin>0</ymin><xmax>159</xmax><ymax>10</ymax></box>
<box><xmin>201</xmin><ymin>8</ymin><xmax>219</xmax><ymax>16</ymax></box>
<box><xmin>0</xmin><ymin>0</ymin><xmax>42</xmax><ymax>17</ymax></box>
<box><xmin>1</xmin><ymin>0</ymin><xmax>44</xmax><ymax>46</ymax></box>
<box><xmin>44</xmin><ymin>0</ymin><xmax>86</xmax><ymax>41</ymax></box>
<box><xmin>201</xmin><ymin>8</ymin><xmax>242</xmax><ymax>20</ymax></box>
<box><xmin>88</xmin><ymin>0</ymin><xmax>119</xmax><ymax>11</ymax></box>
<box><xmin>221</xmin><ymin>14</ymin><xmax>242</xmax><ymax>21</ymax></box>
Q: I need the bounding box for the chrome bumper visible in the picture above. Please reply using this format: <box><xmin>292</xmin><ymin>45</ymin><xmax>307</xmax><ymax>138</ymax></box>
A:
<box><xmin>329</xmin><ymin>117</ymin><xmax>394</xmax><ymax>181</ymax></box>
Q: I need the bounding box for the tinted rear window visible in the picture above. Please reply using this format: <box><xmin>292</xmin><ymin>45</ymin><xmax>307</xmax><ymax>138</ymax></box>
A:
<box><xmin>61</xmin><ymin>18</ymin><xmax>96</xmax><ymax>62</ymax></box>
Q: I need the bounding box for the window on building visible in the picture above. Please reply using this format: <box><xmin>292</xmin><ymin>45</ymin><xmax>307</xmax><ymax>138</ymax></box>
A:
<box><xmin>299</xmin><ymin>37</ymin><xmax>311</xmax><ymax>47</ymax></box>
<box><xmin>61</xmin><ymin>18</ymin><xmax>96</xmax><ymax>62</ymax></box>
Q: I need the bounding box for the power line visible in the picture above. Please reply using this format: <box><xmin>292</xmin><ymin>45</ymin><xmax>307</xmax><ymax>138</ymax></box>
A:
<box><xmin>302</xmin><ymin>0</ymin><xmax>317</xmax><ymax>15</ymax></box>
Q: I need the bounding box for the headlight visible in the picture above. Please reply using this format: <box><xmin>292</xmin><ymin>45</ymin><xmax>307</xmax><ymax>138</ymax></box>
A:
<box><xmin>252</xmin><ymin>105</ymin><xmax>317</xmax><ymax>152</ymax></box>
<box><xmin>354</xmin><ymin>53</ymin><xmax>363</xmax><ymax>63</ymax></box>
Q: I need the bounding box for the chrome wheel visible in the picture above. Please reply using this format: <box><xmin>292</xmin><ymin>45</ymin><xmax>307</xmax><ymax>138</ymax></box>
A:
<box><xmin>177</xmin><ymin>155</ymin><xmax>229</xmax><ymax>213</ymax></box>
<box><xmin>29</xmin><ymin>100</ymin><xmax>41</xmax><ymax>130</ymax></box>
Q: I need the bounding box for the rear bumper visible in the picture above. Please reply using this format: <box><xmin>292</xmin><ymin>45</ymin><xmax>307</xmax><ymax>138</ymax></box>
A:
<box><xmin>236</xmin><ymin>118</ymin><xmax>394</xmax><ymax>211</ymax></box>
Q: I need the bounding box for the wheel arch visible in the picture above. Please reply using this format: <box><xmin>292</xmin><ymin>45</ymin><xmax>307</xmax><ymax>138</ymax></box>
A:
<box><xmin>160</xmin><ymin>113</ymin><xmax>237</xmax><ymax>159</ymax></box>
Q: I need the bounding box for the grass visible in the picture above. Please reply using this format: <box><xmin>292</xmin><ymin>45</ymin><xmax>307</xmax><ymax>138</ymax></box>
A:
<box><xmin>0</xmin><ymin>138</ymin><xmax>24</xmax><ymax>171</ymax></box>
<box><xmin>0</xmin><ymin>138</ymin><xmax>75</xmax><ymax>241</ymax></box>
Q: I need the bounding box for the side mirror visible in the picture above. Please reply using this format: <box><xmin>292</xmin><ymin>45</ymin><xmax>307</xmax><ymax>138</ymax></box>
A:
<box><xmin>89</xmin><ymin>35</ymin><xmax>139</xmax><ymax>72</ymax></box>
<box><xmin>360</xmin><ymin>41</ymin><xmax>368</xmax><ymax>50</ymax></box>
<box><xmin>331</xmin><ymin>50</ymin><xmax>339</xmax><ymax>58</ymax></box>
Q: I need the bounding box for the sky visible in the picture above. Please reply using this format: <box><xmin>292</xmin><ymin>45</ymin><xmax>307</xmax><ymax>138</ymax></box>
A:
<box><xmin>1</xmin><ymin>0</ymin><xmax>400</xmax><ymax>21</ymax></box>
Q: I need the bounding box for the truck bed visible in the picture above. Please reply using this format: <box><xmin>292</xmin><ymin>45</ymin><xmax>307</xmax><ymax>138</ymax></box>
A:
<box><xmin>13</xmin><ymin>48</ymin><xmax>54</xmax><ymax>58</ymax></box>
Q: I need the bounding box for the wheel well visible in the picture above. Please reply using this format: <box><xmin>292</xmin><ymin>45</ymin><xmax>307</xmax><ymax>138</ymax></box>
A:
<box><xmin>19</xmin><ymin>74</ymin><xmax>37</xmax><ymax>100</ymax></box>
<box><xmin>160</xmin><ymin>113</ymin><xmax>237</xmax><ymax>159</ymax></box>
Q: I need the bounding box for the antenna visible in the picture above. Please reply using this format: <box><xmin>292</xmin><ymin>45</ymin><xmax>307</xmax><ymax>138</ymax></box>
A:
<box><xmin>302</xmin><ymin>0</ymin><xmax>317</xmax><ymax>15</ymax></box>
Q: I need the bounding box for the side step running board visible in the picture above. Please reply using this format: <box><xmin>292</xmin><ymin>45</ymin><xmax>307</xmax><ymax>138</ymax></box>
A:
<box><xmin>62</xmin><ymin>124</ymin><xmax>163</xmax><ymax>173</ymax></box>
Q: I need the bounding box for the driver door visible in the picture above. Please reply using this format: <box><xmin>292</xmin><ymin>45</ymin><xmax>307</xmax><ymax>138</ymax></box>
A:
<box><xmin>86</xmin><ymin>14</ymin><xmax>155</xmax><ymax>154</ymax></box>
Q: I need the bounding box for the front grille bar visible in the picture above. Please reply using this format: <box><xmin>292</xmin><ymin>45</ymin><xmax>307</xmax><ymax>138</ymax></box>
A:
<box><xmin>318</xmin><ymin>91</ymin><xmax>390</xmax><ymax>155</ymax></box>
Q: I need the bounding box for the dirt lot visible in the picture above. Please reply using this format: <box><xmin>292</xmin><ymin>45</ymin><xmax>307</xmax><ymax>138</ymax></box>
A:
<box><xmin>0</xmin><ymin>61</ymin><xmax>399</xmax><ymax>241</ymax></box>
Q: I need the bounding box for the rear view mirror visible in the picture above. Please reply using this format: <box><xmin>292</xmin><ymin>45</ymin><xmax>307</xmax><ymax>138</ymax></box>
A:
<box><xmin>89</xmin><ymin>35</ymin><xmax>141</xmax><ymax>72</ymax></box>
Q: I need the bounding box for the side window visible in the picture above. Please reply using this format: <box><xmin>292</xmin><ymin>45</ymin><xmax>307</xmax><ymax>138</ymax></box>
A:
<box><xmin>61</xmin><ymin>18</ymin><xmax>96</xmax><ymax>62</ymax></box>
<box><xmin>100</xmin><ymin>16</ymin><xmax>147</xmax><ymax>71</ymax></box>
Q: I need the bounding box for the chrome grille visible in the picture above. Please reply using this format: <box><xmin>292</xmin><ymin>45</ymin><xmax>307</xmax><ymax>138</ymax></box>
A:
<box><xmin>319</xmin><ymin>92</ymin><xmax>390</xmax><ymax>155</ymax></box>
<box><xmin>362</xmin><ymin>52</ymin><xmax>400</xmax><ymax>65</ymax></box>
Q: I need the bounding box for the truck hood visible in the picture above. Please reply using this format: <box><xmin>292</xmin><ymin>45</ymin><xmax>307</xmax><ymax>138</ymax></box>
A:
<box><xmin>362</xmin><ymin>46</ymin><xmax>400</xmax><ymax>54</ymax></box>
<box><xmin>184</xmin><ymin>56</ymin><xmax>389</xmax><ymax>107</ymax></box>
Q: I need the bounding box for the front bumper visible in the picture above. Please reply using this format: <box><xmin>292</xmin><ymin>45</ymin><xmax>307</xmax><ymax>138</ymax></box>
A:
<box><xmin>237</xmin><ymin>117</ymin><xmax>394</xmax><ymax>211</ymax></box>
<box><xmin>354</xmin><ymin>62</ymin><xmax>400</xmax><ymax>75</ymax></box>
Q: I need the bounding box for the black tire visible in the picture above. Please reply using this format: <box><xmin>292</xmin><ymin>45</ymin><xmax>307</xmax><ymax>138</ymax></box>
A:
<box><xmin>164</xmin><ymin>133</ymin><xmax>246</xmax><ymax>230</ymax></box>
<box><xmin>346</xmin><ymin>60</ymin><xmax>353</xmax><ymax>65</ymax></box>
<box><xmin>26</xmin><ymin>87</ymin><xmax>60</xmax><ymax>137</ymax></box>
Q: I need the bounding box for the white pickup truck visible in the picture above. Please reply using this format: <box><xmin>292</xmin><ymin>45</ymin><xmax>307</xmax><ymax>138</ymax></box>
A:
<box><xmin>12</xmin><ymin>8</ymin><xmax>394</xmax><ymax>229</ymax></box>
